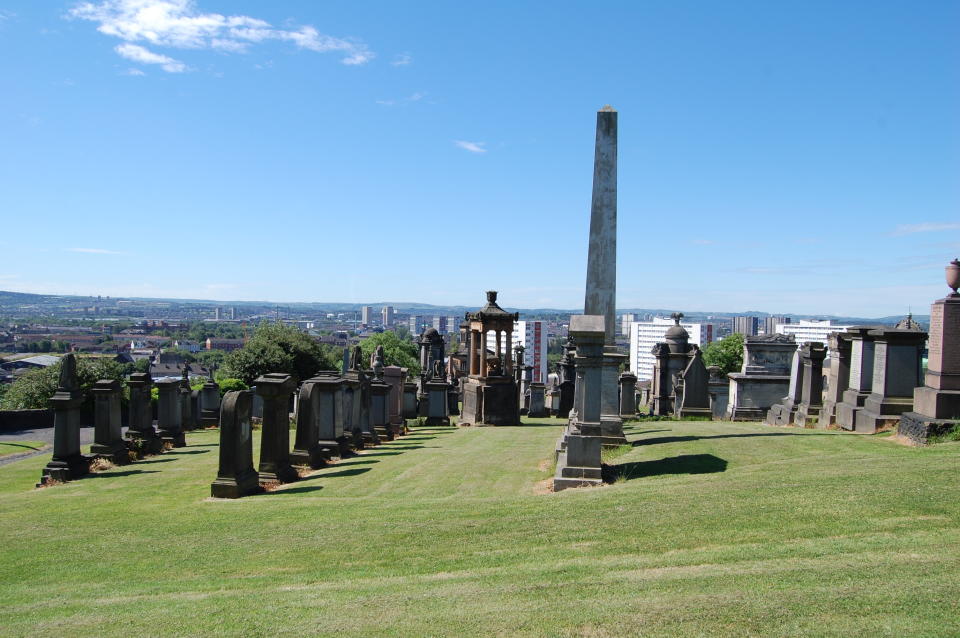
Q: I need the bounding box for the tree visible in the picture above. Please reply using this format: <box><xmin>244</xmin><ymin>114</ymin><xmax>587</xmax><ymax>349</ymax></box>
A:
<box><xmin>0</xmin><ymin>357</ymin><xmax>127</xmax><ymax>411</ymax></box>
<box><xmin>702</xmin><ymin>333</ymin><xmax>745</xmax><ymax>375</ymax></box>
<box><xmin>223</xmin><ymin>321</ymin><xmax>336</xmax><ymax>385</ymax></box>
<box><xmin>359</xmin><ymin>331</ymin><xmax>420</xmax><ymax>375</ymax></box>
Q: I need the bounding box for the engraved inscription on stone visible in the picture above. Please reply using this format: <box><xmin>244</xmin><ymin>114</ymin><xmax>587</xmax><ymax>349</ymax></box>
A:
<box><xmin>871</xmin><ymin>342</ymin><xmax>887</xmax><ymax>393</ymax></box>
<box><xmin>849</xmin><ymin>341</ymin><xmax>862</xmax><ymax>387</ymax></box>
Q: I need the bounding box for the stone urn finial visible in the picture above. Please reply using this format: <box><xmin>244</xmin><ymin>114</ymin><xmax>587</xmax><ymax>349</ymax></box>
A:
<box><xmin>670</xmin><ymin>312</ymin><xmax>684</xmax><ymax>324</ymax></box>
<box><xmin>486</xmin><ymin>290</ymin><xmax>498</xmax><ymax>304</ymax></box>
<box><xmin>947</xmin><ymin>258</ymin><xmax>960</xmax><ymax>296</ymax></box>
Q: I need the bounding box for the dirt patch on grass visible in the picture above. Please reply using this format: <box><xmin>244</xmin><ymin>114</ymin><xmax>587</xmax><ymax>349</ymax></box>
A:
<box><xmin>537</xmin><ymin>458</ymin><xmax>552</xmax><ymax>472</ymax></box>
<box><xmin>532</xmin><ymin>477</ymin><xmax>554</xmax><ymax>494</ymax></box>
<box><xmin>885</xmin><ymin>434</ymin><xmax>920</xmax><ymax>447</ymax></box>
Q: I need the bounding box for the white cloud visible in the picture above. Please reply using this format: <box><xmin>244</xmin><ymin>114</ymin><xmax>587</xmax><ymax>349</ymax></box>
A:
<box><xmin>891</xmin><ymin>222</ymin><xmax>960</xmax><ymax>236</ymax></box>
<box><xmin>115</xmin><ymin>43</ymin><xmax>186</xmax><ymax>72</ymax></box>
<box><xmin>69</xmin><ymin>247</ymin><xmax>127</xmax><ymax>255</ymax></box>
<box><xmin>122</xmin><ymin>67</ymin><xmax>146</xmax><ymax>75</ymax></box>
<box><xmin>376</xmin><ymin>91</ymin><xmax>425</xmax><ymax>106</ymax></box>
<box><xmin>454</xmin><ymin>140</ymin><xmax>487</xmax><ymax>154</ymax></box>
<box><xmin>390</xmin><ymin>53</ymin><xmax>412</xmax><ymax>66</ymax></box>
<box><xmin>69</xmin><ymin>0</ymin><xmax>373</xmax><ymax>67</ymax></box>
<box><xmin>690</xmin><ymin>239</ymin><xmax>714</xmax><ymax>245</ymax></box>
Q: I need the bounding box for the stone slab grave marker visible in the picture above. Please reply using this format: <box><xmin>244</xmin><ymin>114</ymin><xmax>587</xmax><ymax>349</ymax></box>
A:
<box><xmin>793</xmin><ymin>342</ymin><xmax>827</xmax><ymax>427</ymax></box>
<box><xmin>766</xmin><ymin>347</ymin><xmax>805</xmax><ymax>426</ymax></box>
<box><xmin>527</xmin><ymin>382</ymin><xmax>548</xmax><ymax>418</ymax></box>
<box><xmin>290</xmin><ymin>380</ymin><xmax>327</xmax><ymax>469</ymax></box>
<box><xmin>675</xmin><ymin>346</ymin><xmax>712</xmax><ymax>419</ymax></box>
<box><xmin>126</xmin><ymin>371</ymin><xmax>163</xmax><ymax>454</ymax></box>
<box><xmin>156</xmin><ymin>378</ymin><xmax>186</xmax><ymax>447</ymax></box>
<box><xmin>726</xmin><ymin>334</ymin><xmax>795</xmax><ymax>421</ymax></box>
<box><xmin>855</xmin><ymin>326</ymin><xmax>926</xmax><ymax>433</ymax></box>
<box><xmin>199</xmin><ymin>375</ymin><xmax>220</xmax><ymax>428</ymax></box>
<box><xmin>179</xmin><ymin>366</ymin><xmax>197</xmax><ymax>431</ymax></box>
<box><xmin>835</xmin><ymin>326</ymin><xmax>878</xmax><ymax>430</ymax></box>
<box><xmin>618</xmin><ymin>372</ymin><xmax>638</xmax><ymax>417</ymax></box>
<box><xmin>89</xmin><ymin>378</ymin><xmax>129</xmax><ymax>464</ymax></box>
<box><xmin>899</xmin><ymin>259</ymin><xmax>960</xmax><ymax>442</ymax></box>
<box><xmin>211</xmin><ymin>390</ymin><xmax>262</xmax><ymax>498</ymax></box>
<box><xmin>820</xmin><ymin>332</ymin><xmax>852</xmax><ymax>426</ymax></box>
<box><xmin>38</xmin><ymin>354</ymin><xmax>91</xmax><ymax>486</ymax></box>
<box><xmin>310</xmin><ymin>373</ymin><xmax>351</xmax><ymax>458</ymax></box>
<box><xmin>255</xmin><ymin>373</ymin><xmax>299</xmax><ymax>484</ymax></box>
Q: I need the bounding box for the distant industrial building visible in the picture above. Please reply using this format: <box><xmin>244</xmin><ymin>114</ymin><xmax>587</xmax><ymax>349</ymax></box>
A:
<box><xmin>732</xmin><ymin>316</ymin><xmax>759</xmax><ymax>336</ymax></box>
<box><xmin>763</xmin><ymin>316</ymin><xmax>791</xmax><ymax>335</ymax></box>
<box><xmin>486</xmin><ymin>320</ymin><xmax>548</xmax><ymax>383</ymax></box>
<box><xmin>381</xmin><ymin>306</ymin><xmax>394</xmax><ymax>327</ymax></box>
<box><xmin>629</xmin><ymin>318</ymin><xmax>713</xmax><ymax>381</ymax></box>
<box><xmin>620</xmin><ymin>313</ymin><xmax>637</xmax><ymax>336</ymax></box>
<box><xmin>361</xmin><ymin>306</ymin><xmax>373</xmax><ymax>326</ymax></box>
<box><xmin>776</xmin><ymin>320</ymin><xmax>852</xmax><ymax>347</ymax></box>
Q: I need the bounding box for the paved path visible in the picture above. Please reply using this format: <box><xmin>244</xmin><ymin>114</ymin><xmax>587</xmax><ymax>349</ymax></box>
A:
<box><xmin>0</xmin><ymin>427</ymin><xmax>97</xmax><ymax>467</ymax></box>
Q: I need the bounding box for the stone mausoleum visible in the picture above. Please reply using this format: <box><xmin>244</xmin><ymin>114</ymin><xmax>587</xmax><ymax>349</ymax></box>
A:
<box><xmin>459</xmin><ymin>291</ymin><xmax>520</xmax><ymax>426</ymax></box>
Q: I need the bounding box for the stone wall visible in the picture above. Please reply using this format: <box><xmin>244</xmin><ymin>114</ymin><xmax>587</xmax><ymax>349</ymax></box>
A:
<box><xmin>0</xmin><ymin>409</ymin><xmax>55</xmax><ymax>431</ymax></box>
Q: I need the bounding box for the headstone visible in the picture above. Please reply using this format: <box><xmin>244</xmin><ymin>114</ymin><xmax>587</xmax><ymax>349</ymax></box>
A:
<box><xmin>618</xmin><ymin>372</ymin><xmax>637</xmax><ymax>417</ymax></box>
<box><xmin>725</xmin><ymin>334</ymin><xmax>796</xmax><ymax>421</ymax></box>
<box><xmin>89</xmin><ymin>379</ymin><xmax>128</xmax><ymax>464</ymax></box>
<box><xmin>126</xmin><ymin>372</ymin><xmax>162</xmax><ymax>453</ymax></box>
<box><xmin>899</xmin><ymin>260</ymin><xmax>960</xmax><ymax>443</ymax></box>
<box><xmin>382</xmin><ymin>365</ymin><xmax>406</xmax><ymax>433</ymax></box>
<box><xmin>290</xmin><ymin>381</ymin><xmax>326</xmax><ymax>468</ymax></box>
<box><xmin>402</xmin><ymin>382</ymin><xmax>418</xmax><ymax>420</ymax></box>
<box><xmin>155</xmin><ymin>378</ymin><xmax>186</xmax><ymax>447</ymax></box>
<box><xmin>424</xmin><ymin>377</ymin><xmax>451</xmax><ymax>425</ymax></box>
<box><xmin>255</xmin><ymin>373</ymin><xmax>298</xmax><ymax>483</ymax></box>
<box><xmin>179</xmin><ymin>367</ymin><xmax>197</xmax><ymax>431</ymax></box>
<box><xmin>820</xmin><ymin>332</ymin><xmax>853</xmax><ymax>426</ymax></box>
<box><xmin>556</xmin><ymin>340</ymin><xmax>576</xmax><ymax>418</ymax></box>
<box><xmin>675</xmin><ymin>346</ymin><xmax>712</xmax><ymax>419</ymax></box>
<box><xmin>210</xmin><ymin>390</ymin><xmax>262</xmax><ymax>498</ymax></box>
<box><xmin>855</xmin><ymin>327</ymin><xmax>926</xmax><ymax>433</ymax></box>
<box><xmin>38</xmin><ymin>354</ymin><xmax>90</xmax><ymax>486</ymax></box>
<box><xmin>794</xmin><ymin>342</ymin><xmax>828</xmax><ymax>427</ymax></box>
<box><xmin>766</xmin><ymin>348</ymin><xmax>805</xmax><ymax>426</ymax></box>
<box><xmin>310</xmin><ymin>374</ymin><xmax>349</xmax><ymax>458</ymax></box>
<box><xmin>370</xmin><ymin>377</ymin><xmax>394</xmax><ymax>439</ymax></box>
<box><xmin>835</xmin><ymin>327</ymin><xmax>878</xmax><ymax>430</ymax></box>
<box><xmin>528</xmin><ymin>382</ymin><xmax>547</xmax><ymax>418</ymax></box>
<box><xmin>199</xmin><ymin>378</ymin><xmax>220</xmax><ymax>427</ymax></box>
<box><xmin>554</xmin><ymin>315</ymin><xmax>605</xmax><ymax>491</ymax></box>
<box><xmin>707</xmin><ymin>367</ymin><xmax>729</xmax><ymax>419</ymax></box>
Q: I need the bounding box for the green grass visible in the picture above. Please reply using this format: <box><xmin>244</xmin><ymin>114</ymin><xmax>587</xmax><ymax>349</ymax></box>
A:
<box><xmin>0</xmin><ymin>440</ymin><xmax>46</xmax><ymax>458</ymax></box>
<box><xmin>1</xmin><ymin>419</ymin><xmax>959</xmax><ymax>637</ymax></box>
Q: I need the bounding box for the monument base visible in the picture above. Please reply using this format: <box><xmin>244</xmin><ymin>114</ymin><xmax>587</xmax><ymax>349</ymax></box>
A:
<box><xmin>897</xmin><ymin>412</ymin><xmax>960</xmax><ymax>446</ymax></box>
<box><xmin>913</xmin><ymin>386</ymin><xmax>960</xmax><ymax>418</ymax></box>
<box><xmin>290</xmin><ymin>445</ymin><xmax>327</xmax><ymax>469</ymax></box>
<box><xmin>159</xmin><ymin>430</ymin><xmax>186</xmax><ymax>448</ymax></box>
<box><xmin>336</xmin><ymin>435</ymin><xmax>355</xmax><ymax>458</ymax></box>
<box><xmin>855</xmin><ymin>395</ymin><xmax>914</xmax><ymax>433</ymax></box>
<box><xmin>126</xmin><ymin>430</ymin><xmax>165</xmax><ymax>455</ymax></box>
<box><xmin>258</xmin><ymin>463</ymin><xmax>299</xmax><ymax>485</ymax></box>
<box><xmin>37</xmin><ymin>454</ymin><xmax>92</xmax><ymax>487</ymax></box>
<box><xmin>793</xmin><ymin>404</ymin><xmax>821</xmax><ymax>428</ymax></box>
<box><xmin>552</xmin><ymin>432</ymin><xmax>603</xmax><ymax>491</ymax></box>
<box><xmin>765</xmin><ymin>402</ymin><xmax>797</xmax><ymax>427</ymax></box>
<box><xmin>677</xmin><ymin>406</ymin><xmax>713</xmax><ymax>420</ymax></box>
<box><xmin>211</xmin><ymin>469</ymin><xmax>263</xmax><ymax>499</ymax></box>
<box><xmin>819</xmin><ymin>400</ymin><xmax>839</xmax><ymax>427</ymax></box>
<box><xmin>726</xmin><ymin>374</ymin><xmax>791</xmax><ymax>422</ymax></box>
<box><xmin>459</xmin><ymin>377</ymin><xmax>519</xmax><ymax>426</ymax></box>
<box><xmin>90</xmin><ymin>441</ymin><xmax>130</xmax><ymax>465</ymax></box>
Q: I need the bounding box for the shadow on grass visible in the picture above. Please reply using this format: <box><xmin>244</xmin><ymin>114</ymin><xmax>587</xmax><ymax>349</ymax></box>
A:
<box><xmin>166</xmin><ymin>449</ymin><xmax>210</xmax><ymax>455</ymax></box>
<box><xmin>603</xmin><ymin>454</ymin><xmax>727</xmax><ymax>482</ymax></box>
<box><xmin>333</xmin><ymin>459</ymin><xmax>379</xmax><ymax>467</ymax></box>
<box><xmin>272</xmin><ymin>484</ymin><xmax>325</xmax><ymax>495</ymax></box>
<box><xmin>378</xmin><ymin>445</ymin><xmax>424</xmax><ymax>450</ymax></box>
<box><xmin>359</xmin><ymin>451</ymin><xmax>402</xmax><ymax>457</ymax></box>
<box><xmin>633</xmin><ymin>432</ymin><xmax>833</xmax><ymax>447</ymax></box>
<box><xmin>88</xmin><ymin>469</ymin><xmax>161</xmax><ymax>479</ymax></box>
<box><xmin>0</xmin><ymin>442</ymin><xmax>46</xmax><ymax>451</ymax></box>
<box><xmin>133</xmin><ymin>457</ymin><xmax>178</xmax><ymax>464</ymax></box>
<box><xmin>316</xmin><ymin>467</ymin><xmax>371</xmax><ymax>479</ymax></box>
<box><xmin>623</xmin><ymin>428</ymin><xmax>672</xmax><ymax>436</ymax></box>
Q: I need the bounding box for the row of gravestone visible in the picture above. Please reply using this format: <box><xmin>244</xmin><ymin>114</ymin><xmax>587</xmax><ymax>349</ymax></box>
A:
<box><xmin>38</xmin><ymin>357</ymin><xmax>220</xmax><ymax>487</ymax></box>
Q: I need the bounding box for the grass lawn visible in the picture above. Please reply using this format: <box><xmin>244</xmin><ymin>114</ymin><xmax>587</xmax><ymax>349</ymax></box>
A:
<box><xmin>0</xmin><ymin>418</ymin><xmax>958</xmax><ymax>637</ymax></box>
<box><xmin>0</xmin><ymin>441</ymin><xmax>47</xmax><ymax>458</ymax></box>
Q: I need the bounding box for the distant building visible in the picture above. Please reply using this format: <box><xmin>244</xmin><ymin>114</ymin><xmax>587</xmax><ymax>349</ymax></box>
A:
<box><xmin>381</xmin><ymin>306</ymin><xmax>394</xmax><ymax>327</ymax></box>
<box><xmin>432</xmin><ymin>316</ymin><xmax>454</xmax><ymax>334</ymax></box>
<box><xmin>629</xmin><ymin>318</ymin><xmax>713</xmax><ymax>381</ymax></box>
<box><xmin>227</xmin><ymin>307</ymin><xmax>236</xmax><ymax>320</ymax></box>
<box><xmin>732</xmin><ymin>316</ymin><xmax>759</xmax><ymax>336</ymax></box>
<box><xmin>361</xmin><ymin>306</ymin><xmax>373</xmax><ymax>326</ymax></box>
<box><xmin>776</xmin><ymin>320</ymin><xmax>852</xmax><ymax>348</ymax></box>
<box><xmin>409</xmin><ymin>315</ymin><xmax>426</xmax><ymax>334</ymax></box>
<box><xmin>205</xmin><ymin>337</ymin><xmax>245</xmax><ymax>352</ymax></box>
<box><xmin>214</xmin><ymin>307</ymin><xmax>222</xmax><ymax>321</ymax></box>
<box><xmin>620</xmin><ymin>313</ymin><xmax>637</xmax><ymax>336</ymax></box>
<box><xmin>487</xmin><ymin>320</ymin><xmax>548</xmax><ymax>382</ymax></box>
<box><xmin>763</xmin><ymin>316</ymin><xmax>791</xmax><ymax>335</ymax></box>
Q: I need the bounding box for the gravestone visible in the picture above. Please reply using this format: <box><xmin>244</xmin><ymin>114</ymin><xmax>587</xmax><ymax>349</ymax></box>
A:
<box><xmin>528</xmin><ymin>382</ymin><xmax>547</xmax><ymax>418</ymax></box>
<box><xmin>835</xmin><ymin>327</ymin><xmax>879</xmax><ymax>430</ymax></box>
<box><xmin>618</xmin><ymin>372</ymin><xmax>637</xmax><ymax>417</ymax></box>
<box><xmin>424</xmin><ymin>377</ymin><xmax>451</xmax><ymax>426</ymax></box>
<box><xmin>199</xmin><ymin>377</ymin><xmax>220</xmax><ymax>427</ymax></box>
<box><xmin>707</xmin><ymin>367</ymin><xmax>729</xmax><ymax>419</ymax></box>
<box><xmin>210</xmin><ymin>390</ymin><xmax>262</xmax><ymax>498</ymax></box>
<box><xmin>179</xmin><ymin>367</ymin><xmax>197</xmax><ymax>431</ymax></box>
<box><xmin>675</xmin><ymin>346</ymin><xmax>712</xmax><ymax>419</ymax></box>
<box><xmin>556</xmin><ymin>340</ymin><xmax>576</xmax><ymax>418</ymax></box>
<box><xmin>402</xmin><ymin>382</ymin><xmax>418</xmax><ymax>420</ymax></box>
<box><xmin>554</xmin><ymin>315</ymin><xmax>605</xmax><ymax>491</ymax></box>
<box><xmin>126</xmin><ymin>372</ymin><xmax>162</xmax><ymax>453</ymax></box>
<box><xmin>820</xmin><ymin>332</ymin><xmax>852</xmax><ymax>427</ymax></box>
<box><xmin>382</xmin><ymin>365</ymin><xmax>406</xmax><ymax>434</ymax></box>
<box><xmin>899</xmin><ymin>260</ymin><xmax>960</xmax><ymax>443</ymax></box>
<box><xmin>90</xmin><ymin>379</ymin><xmax>128</xmax><ymax>464</ymax></box>
<box><xmin>726</xmin><ymin>334</ymin><xmax>795</xmax><ymax>421</ymax></box>
<box><xmin>341</xmin><ymin>376</ymin><xmax>363</xmax><ymax>449</ymax></box>
<box><xmin>290</xmin><ymin>381</ymin><xmax>326</xmax><ymax>468</ymax></box>
<box><xmin>38</xmin><ymin>354</ymin><xmax>90</xmax><ymax>486</ymax></box>
<box><xmin>311</xmin><ymin>374</ymin><xmax>349</xmax><ymax>458</ymax></box>
<box><xmin>370</xmin><ymin>377</ymin><xmax>394</xmax><ymax>439</ymax></box>
<box><xmin>155</xmin><ymin>378</ymin><xmax>186</xmax><ymax>447</ymax></box>
<box><xmin>766</xmin><ymin>348</ymin><xmax>805</xmax><ymax>426</ymax></box>
<box><xmin>794</xmin><ymin>342</ymin><xmax>828</xmax><ymax>427</ymax></box>
<box><xmin>255</xmin><ymin>373</ymin><xmax>299</xmax><ymax>484</ymax></box>
<box><xmin>855</xmin><ymin>327</ymin><xmax>926</xmax><ymax>433</ymax></box>
<box><xmin>345</xmin><ymin>345</ymin><xmax>379</xmax><ymax>446</ymax></box>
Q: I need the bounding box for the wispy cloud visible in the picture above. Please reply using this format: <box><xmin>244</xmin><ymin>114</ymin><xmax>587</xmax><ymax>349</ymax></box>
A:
<box><xmin>69</xmin><ymin>247</ymin><xmax>127</xmax><ymax>255</ymax></box>
<box><xmin>376</xmin><ymin>91</ymin><xmax>425</xmax><ymax>106</ymax></box>
<box><xmin>891</xmin><ymin>222</ymin><xmax>960</xmax><ymax>236</ymax></box>
<box><xmin>690</xmin><ymin>239</ymin><xmax>714</xmax><ymax>245</ymax></box>
<box><xmin>69</xmin><ymin>0</ymin><xmax>373</xmax><ymax>71</ymax></box>
<box><xmin>0</xmin><ymin>9</ymin><xmax>15</xmax><ymax>21</ymax></box>
<box><xmin>390</xmin><ymin>52</ymin><xmax>412</xmax><ymax>66</ymax></box>
<box><xmin>122</xmin><ymin>67</ymin><xmax>146</xmax><ymax>76</ymax></box>
<box><xmin>116</xmin><ymin>42</ymin><xmax>186</xmax><ymax>72</ymax></box>
<box><xmin>454</xmin><ymin>140</ymin><xmax>487</xmax><ymax>154</ymax></box>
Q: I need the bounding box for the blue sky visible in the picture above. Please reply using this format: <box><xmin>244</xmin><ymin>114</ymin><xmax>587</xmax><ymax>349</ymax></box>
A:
<box><xmin>0</xmin><ymin>0</ymin><xmax>957</xmax><ymax>317</ymax></box>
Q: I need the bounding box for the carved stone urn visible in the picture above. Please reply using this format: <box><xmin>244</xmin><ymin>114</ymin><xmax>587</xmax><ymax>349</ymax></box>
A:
<box><xmin>947</xmin><ymin>258</ymin><xmax>960</xmax><ymax>296</ymax></box>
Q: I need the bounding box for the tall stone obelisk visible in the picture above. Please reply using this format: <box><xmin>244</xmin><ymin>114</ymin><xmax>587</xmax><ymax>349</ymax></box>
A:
<box><xmin>583</xmin><ymin>106</ymin><xmax>627</xmax><ymax>446</ymax></box>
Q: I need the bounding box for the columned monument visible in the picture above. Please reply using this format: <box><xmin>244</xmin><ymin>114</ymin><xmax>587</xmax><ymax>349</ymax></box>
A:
<box><xmin>459</xmin><ymin>291</ymin><xmax>521</xmax><ymax>426</ymax></box>
<box><xmin>583</xmin><ymin>105</ymin><xmax>627</xmax><ymax>446</ymax></box>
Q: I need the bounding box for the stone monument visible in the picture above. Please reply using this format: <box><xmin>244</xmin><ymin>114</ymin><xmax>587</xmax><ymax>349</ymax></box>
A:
<box><xmin>89</xmin><ymin>378</ymin><xmax>128</xmax><ymax>464</ymax></box>
<box><xmin>835</xmin><ymin>327</ymin><xmax>879</xmax><ymax>430</ymax></box>
<box><xmin>765</xmin><ymin>348</ymin><xmax>805</xmax><ymax>426</ymax></box>
<box><xmin>820</xmin><ymin>332</ymin><xmax>853</xmax><ymax>426</ymax></box>
<box><xmin>725</xmin><ymin>333</ymin><xmax>796</xmax><ymax>421</ymax></box>
<box><xmin>155</xmin><ymin>378</ymin><xmax>186</xmax><ymax>447</ymax></box>
<box><xmin>37</xmin><ymin>354</ymin><xmax>90</xmax><ymax>486</ymax></box>
<box><xmin>459</xmin><ymin>291</ymin><xmax>520</xmax><ymax>426</ymax></box>
<box><xmin>899</xmin><ymin>259</ymin><xmax>960</xmax><ymax>443</ymax></box>
<box><xmin>854</xmin><ymin>326</ymin><xmax>926</xmax><ymax>433</ymax></box>
<box><xmin>793</xmin><ymin>342</ymin><xmax>828</xmax><ymax>427</ymax></box>
<box><xmin>126</xmin><ymin>371</ymin><xmax>162</xmax><ymax>454</ymax></box>
<box><xmin>210</xmin><ymin>390</ymin><xmax>263</xmax><ymax>499</ymax></box>
<box><xmin>618</xmin><ymin>371</ymin><xmax>637</xmax><ymax>417</ymax></box>
<box><xmin>674</xmin><ymin>345</ymin><xmax>712</xmax><ymax>419</ymax></box>
<box><xmin>583</xmin><ymin>105</ymin><xmax>627</xmax><ymax>445</ymax></box>
<box><xmin>255</xmin><ymin>373</ymin><xmax>299</xmax><ymax>484</ymax></box>
<box><xmin>369</xmin><ymin>346</ymin><xmax>395</xmax><ymax>438</ymax></box>
<box><xmin>290</xmin><ymin>380</ymin><xmax>326</xmax><ymax>468</ymax></box>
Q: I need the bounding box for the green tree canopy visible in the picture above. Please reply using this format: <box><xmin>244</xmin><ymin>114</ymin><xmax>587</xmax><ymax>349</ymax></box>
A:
<box><xmin>359</xmin><ymin>331</ymin><xmax>420</xmax><ymax>375</ymax></box>
<box><xmin>0</xmin><ymin>356</ymin><xmax>128</xmax><ymax>410</ymax></box>
<box><xmin>701</xmin><ymin>333</ymin><xmax>745</xmax><ymax>375</ymax></box>
<box><xmin>223</xmin><ymin>322</ymin><xmax>336</xmax><ymax>385</ymax></box>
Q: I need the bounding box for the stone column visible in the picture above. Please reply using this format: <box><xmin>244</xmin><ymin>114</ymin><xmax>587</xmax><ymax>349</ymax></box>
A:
<box><xmin>619</xmin><ymin>372</ymin><xmax>638</xmax><ymax>417</ymax></box>
<box><xmin>382</xmin><ymin>365</ymin><xmax>406</xmax><ymax>431</ymax></box>
<box><xmin>199</xmin><ymin>378</ymin><xmax>220</xmax><ymax>427</ymax></box>
<box><xmin>38</xmin><ymin>354</ymin><xmax>89</xmax><ymax>486</ymax></box>
<box><xmin>126</xmin><ymin>372</ymin><xmax>162</xmax><ymax>453</ymax></box>
<box><xmin>821</xmin><ymin>333</ymin><xmax>852</xmax><ymax>426</ymax></box>
<box><xmin>291</xmin><ymin>381</ymin><xmax>325</xmax><ymax>469</ymax></box>
<box><xmin>470</xmin><ymin>330</ymin><xmax>480</xmax><ymax>375</ymax></box>
<box><xmin>156</xmin><ymin>378</ymin><xmax>185</xmax><ymax>447</ymax></box>
<box><xmin>312</xmin><ymin>375</ymin><xmax>348</xmax><ymax>458</ymax></box>
<box><xmin>480</xmin><ymin>329</ymin><xmax>488</xmax><ymax>377</ymax></box>
<box><xmin>794</xmin><ymin>342</ymin><xmax>827</xmax><ymax>427</ymax></box>
<box><xmin>179</xmin><ymin>369</ymin><xmax>196</xmax><ymax>431</ymax></box>
<box><xmin>504</xmin><ymin>331</ymin><xmax>513</xmax><ymax>375</ymax></box>
<box><xmin>766</xmin><ymin>348</ymin><xmax>805</xmax><ymax>426</ymax></box>
<box><xmin>210</xmin><ymin>390</ymin><xmax>262</xmax><ymax>498</ymax></box>
<box><xmin>370</xmin><ymin>376</ymin><xmax>394</xmax><ymax>439</ymax></box>
<box><xmin>528</xmin><ymin>382</ymin><xmax>547</xmax><ymax>418</ymax></box>
<box><xmin>835</xmin><ymin>327</ymin><xmax>877</xmax><ymax>430</ymax></box>
<box><xmin>90</xmin><ymin>379</ymin><xmax>128</xmax><ymax>464</ymax></box>
<box><xmin>255</xmin><ymin>373</ymin><xmax>298</xmax><ymax>484</ymax></box>
<box><xmin>856</xmin><ymin>328</ymin><xmax>927</xmax><ymax>433</ymax></box>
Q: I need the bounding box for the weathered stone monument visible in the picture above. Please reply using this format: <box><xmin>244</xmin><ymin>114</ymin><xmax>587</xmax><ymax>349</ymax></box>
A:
<box><xmin>899</xmin><ymin>259</ymin><xmax>960</xmax><ymax>443</ymax></box>
<box><xmin>726</xmin><ymin>333</ymin><xmax>796</xmax><ymax>421</ymax></box>
<box><xmin>553</xmin><ymin>315</ymin><xmax>605</xmax><ymax>491</ymax></box>
<box><xmin>255</xmin><ymin>373</ymin><xmax>299</xmax><ymax>484</ymax></box>
<box><xmin>291</xmin><ymin>380</ymin><xmax>327</xmax><ymax>468</ymax></box>
<box><xmin>674</xmin><ymin>345</ymin><xmax>712</xmax><ymax>419</ymax></box>
<box><xmin>835</xmin><ymin>327</ymin><xmax>878</xmax><ymax>430</ymax></box>
<box><xmin>854</xmin><ymin>327</ymin><xmax>926</xmax><ymax>433</ymax></box>
<box><xmin>459</xmin><ymin>291</ymin><xmax>520</xmax><ymax>426</ymax></box>
<box><xmin>38</xmin><ymin>354</ymin><xmax>90</xmax><ymax>486</ymax></box>
<box><xmin>179</xmin><ymin>366</ymin><xmax>196</xmax><ymax>431</ymax></box>
<box><xmin>527</xmin><ymin>382</ymin><xmax>547</xmax><ymax>418</ymax></box>
<box><xmin>618</xmin><ymin>372</ymin><xmax>637</xmax><ymax>417</ymax></box>
<box><xmin>155</xmin><ymin>378</ymin><xmax>186</xmax><ymax>447</ymax></box>
<box><xmin>89</xmin><ymin>378</ymin><xmax>128</xmax><ymax>464</ymax></box>
<box><xmin>766</xmin><ymin>348</ymin><xmax>805</xmax><ymax>426</ymax></box>
<box><xmin>210</xmin><ymin>390</ymin><xmax>262</xmax><ymax>499</ymax></box>
<box><xmin>793</xmin><ymin>342</ymin><xmax>828</xmax><ymax>427</ymax></box>
<box><xmin>707</xmin><ymin>366</ymin><xmax>729</xmax><ymax>419</ymax></box>
<box><xmin>369</xmin><ymin>346</ymin><xmax>395</xmax><ymax>438</ymax></box>
<box><xmin>126</xmin><ymin>371</ymin><xmax>162</xmax><ymax>453</ymax></box>
<box><xmin>583</xmin><ymin>105</ymin><xmax>627</xmax><ymax>445</ymax></box>
<box><xmin>820</xmin><ymin>332</ymin><xmax>853</xmax><ymax>426</ymax></box>
<box><xmin>402</xmin><ymin>381</ymin><xmax>418</xmax><ymax>420</ymax></box>
<box><xmin>649</xmin><ymin>314</ymin><xmax>710</xmax><ymax>418</ymax></box>
<box><xmin>555</xmin><ymin>339</ymin><xmax>576</xmax><ymax>418</ymax></box>
<box><xmin>382</xmin><ymin>364</ymin><xmax>407</xmax><ymax>435</ymax></box>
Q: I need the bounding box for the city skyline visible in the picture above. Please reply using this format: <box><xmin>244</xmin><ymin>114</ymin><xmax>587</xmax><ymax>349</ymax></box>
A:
<box><xmin>0</xmin><ymin>1</ymin><xmax>957</xmax><ymax>316</ymax></box>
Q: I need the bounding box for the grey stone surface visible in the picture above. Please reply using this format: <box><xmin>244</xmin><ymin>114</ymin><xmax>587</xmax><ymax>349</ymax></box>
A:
<box><xmin>211</xmin><ymin>390</ymin><xmax>262</xmax><ymax>499</ymax></box>
<box><xmin>794</xmin><ymin>342</ymin><xmax>827</xmax><ymax>427</ymax></box>
<box><xmin>618</xmin><ymin>372</ymin><xmax>637</xmax><ymax>417</ymax></box>
<box><xmin>125</xmin><ymin>372</ymin><xmax>162</xmax><ymax>453</ymax></box>
<box><xmin>90</xmin><ymin>379</ymin><xmax>128</xmax><ymax>464</ymax></box>
<box><xmin>909</xmin><ymin>276</ymin><xmax>960</xmax><ymax>422</ymax></box>
<box><xmin>156</xmin><ymin>378</ymin><xmax>185</xmax><ymax>448</ymax></box>
<box><xmin>726</xmin><ymin>334</ymin><xmax>796</xmax><ymax>421</ymax></box>
<box><xmin>528</xmin><ymin>382</ymin><xmax>547</xmax><ymax>418</ymax></box>
<box><xmin>38</xmin><ymin>354</ymin><xmax>90</xmax><ymax>486</ymax></box>
<box><xmin>855</xmin><ymin>327</ymin><xmax>926</xmax><ymax>433</ymax></box>
<box><xmin>675</xmin><ymin>346</ymin><xmax>712</xmax><ymax>419</ymax></box>
<box><xmin>291</xmin><ymin>381</ymin><xmax>326</xmax><ymax>468</ymax></box>
<box><xmin>821</xmin><ymin>332</ymin><xmax>852</xmax><ymax>427</ymax></box>
<box><xmin>836</xmin><ymin>326</ymin><xmax>878</xmax><ymax>430</ymax></box>
<box><xmin>255</xmin><ymin>373</ymin><xmax>298</xmax><ymax>483</ymax></box>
